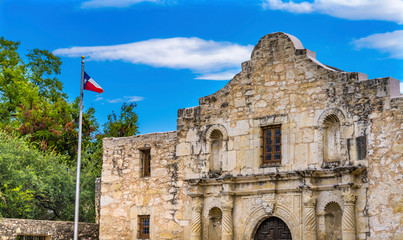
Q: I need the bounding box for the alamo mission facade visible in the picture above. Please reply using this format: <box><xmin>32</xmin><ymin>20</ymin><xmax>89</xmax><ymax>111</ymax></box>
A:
<box><xmin>98</xmin><ymin>32</ymin><xmax>402</xmax><ymax>240</ymax></box>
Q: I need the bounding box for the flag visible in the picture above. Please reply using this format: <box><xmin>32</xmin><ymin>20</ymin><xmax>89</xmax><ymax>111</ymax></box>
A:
<box><xmin>84</xmin><ymin>72</ymin><xmax>104</xmax><ymax>93</ymax></box>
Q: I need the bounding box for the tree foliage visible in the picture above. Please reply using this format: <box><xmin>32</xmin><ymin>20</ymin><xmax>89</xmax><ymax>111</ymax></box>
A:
<box><xmin>102</xmin><ymin>102</ymin><xmax>139</xmax><ymax>138</ymax></box>
<box><xmin>0</xmin><ymin>37</ymin><xmax>140</xmax><ymax>222</ymax></box>
<box><xmin>0</xmin><ymin>131</ymin><xmax>97</xmax><ymax>222</ymax></box>
<box><xmin>0</xmin><ymin>37</ymin><xmax>98</xmax><ymax>162</ymax></box>
<box><xmin>0</xmin><ymin>131</ymin><xmax>74</xmax><ymax>220</ymax></box>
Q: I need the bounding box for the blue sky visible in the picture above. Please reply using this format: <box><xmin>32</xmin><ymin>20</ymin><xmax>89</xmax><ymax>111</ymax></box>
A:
<box><xmin>1</xmin><ymin>0</ymin><xmax>402</xmax><ymax>134</ymax></box>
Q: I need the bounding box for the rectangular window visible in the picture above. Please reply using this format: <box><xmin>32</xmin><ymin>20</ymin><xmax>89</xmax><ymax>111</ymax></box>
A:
<box><xmin>262</xmin><ymin>125</ymin><xmax>281</xmax><ymax>165</ymax></box>
<box><xmin>141</xmin><ymin>149</ymin><xmax>151</xmax><ymax>177</ymax></box>
<box><xmin>138</xmin><ymin>215</ymin><xmax>150</xmax><ymax>239</ymax></box>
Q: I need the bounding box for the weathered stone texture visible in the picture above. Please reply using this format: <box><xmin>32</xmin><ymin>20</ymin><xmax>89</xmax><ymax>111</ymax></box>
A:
<box><xmin>0</xmin><ymin>218</ymin><xmax>98</xmax><ymax>240</ymax></box>
<box><xmin>366</xmin><ymin>97</ymin><xmax>403</xmax><ymax>239</ymax></box>
<box><xmin>100</xmin><ymin>131</ymin><xmax>191</xmax><ymax>239</ymax></box>
<box><xmin>99</xmin><ymin>32</ymin><xmax>402</xmax><ymax>239</ymax></box>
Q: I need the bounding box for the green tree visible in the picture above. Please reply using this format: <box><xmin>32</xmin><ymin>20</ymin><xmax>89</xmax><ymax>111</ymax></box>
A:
<box><xmin>0</xmin><ymin>37</ymin><xmax>141</xmax><ymax>223</ymax></box>
<box><xmin>0</xmin><ymin>37</ymin><xmax>98</xmax><ymax>162</ymax></box>
<box><xmin>0</xmin><ymin>131</ymin><xmax>75</xmax><ymax>220</ymax></box>
<box><xmin>102</xmin><ymin>102</ymin><xmax>139</xmax><ymax>138</ymax></box>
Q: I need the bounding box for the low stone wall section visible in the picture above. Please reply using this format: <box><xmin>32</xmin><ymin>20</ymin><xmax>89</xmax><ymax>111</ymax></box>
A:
<box><xmin>0</xmin><ymin>218</ymin><xmax>98</xmax><ymax>240</ymax></box>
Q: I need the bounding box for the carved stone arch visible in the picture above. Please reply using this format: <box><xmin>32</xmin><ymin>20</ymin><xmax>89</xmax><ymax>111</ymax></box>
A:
<box><xmin>203</xmin><ymin>198</ymin><xmax>222</xmax><ymax>218</ymax></box>
<box><xmin>204</xmin><ymin>125</ymin><xmax>228</xmax><ymax>172</ymax></box>
<box><xmin>203</xmin><ymin>198</ymin><xmax>222</xmax><ymax>238</ymax></box>
<box><xmin>317</xmin><ymin>191</ymin><xmax>344</xmax><ymax>213</ymax></box>
<box><xmin>315</xmin><ymin>108</ymin><xmax>349</xmax><ymax>165</ymax></box>
<box><xmin>315</xmin><ymin>108</ymin><xmax>347</xmax><ymax>127</ymax></box>
<box><xmin>323</xmin><ymin>201</ymin><xmax>343</xmax><ymax>240</ymax></box>
<box><xmin>243</xmin><ymin>205</ymin><xmax>301</xmax><ymax>240</ymax></box>
<box><xmin>205</xmin><ymin>124</ymin><xmax>229</xmax><ymax>142</ymax></box>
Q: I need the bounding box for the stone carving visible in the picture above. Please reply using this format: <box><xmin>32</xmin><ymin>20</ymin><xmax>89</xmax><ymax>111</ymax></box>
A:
<box><xmin>204</xmin><ymin>198</ymin><xmax>222</xmax><ymax>218</ymax></box>
<box><xmin>342</xmin><ymin>188</ymin><xmax>357</xmax><ymax>205</ymax></box>
<box><xmin>190</xmin><ymin>197</ymin><xmax>203</xmax><ymax>240</ymax></box>
<box><xmin>250</xmin><ymin>194</ymin><xmax>276</xmax><ymax>215</ymax></box>
<box><xmin>304</xmin><ymin>207</ymin><xmax>316</xmax><ymax>231</ymax></box>
<box><xmin>243</xmin><ymin>205</ymin><xmax>301</xmax><ymax>240</ymax></box>
<box><xmin>221</xmin><ymin>195</ymin><xmax>234</xmax><ymax>240</ymax></box>
<box><xmin>302</xmin><ymin>189</ymin><xmax>317</xmax><ymax>207</ymax></box>
<box><xmin>342</xmin><ymin>189</ymin><xmax>357</xmax><ymax>240</ymax></box>
<box><xmin>277</xmin><ymin>194</ymin><xmax>293</xmax><ymax>210</ymax></box>
<box><xmin>342</xmin><ymin>205</ymin><xmax>356</xmax><ymax>231</ymax></box>
<box><xmin>222</xmin><ymin>209</ymin><xmax>233</xmax><ymax>239</ymax></box>
<box><xmin>191</xmin><ymin>211</ymin><xmax>202</xmax><ymax>234</ymax></box>
<box><xmin>302</xmin><ymin>190</ymin><xmax>317</xmax><ymax>239</ymax></box>
<box><xmin>316</xmin><ymin>190</ymin><xmax>344</xmax><ymax>212</ymax></box>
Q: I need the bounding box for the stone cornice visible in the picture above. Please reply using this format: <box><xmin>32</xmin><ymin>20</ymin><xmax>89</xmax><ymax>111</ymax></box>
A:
<box><xmin>185</xmin><ymin>165</ymin><xmax>366</xmax><ymax>185</ymax></box>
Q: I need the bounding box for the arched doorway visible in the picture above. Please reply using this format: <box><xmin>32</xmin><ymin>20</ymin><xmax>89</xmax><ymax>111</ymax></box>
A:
<box><xmin>254</xmin><ymin>217</ymin><xmax>292</xmax><ymax>240</ymax></box>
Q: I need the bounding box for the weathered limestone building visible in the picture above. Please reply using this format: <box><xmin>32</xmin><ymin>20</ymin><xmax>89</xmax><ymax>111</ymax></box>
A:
<box><xmin>99</xmin><ymin>32</ymin><xmax>402</xmax><ymax>240</ymax></box>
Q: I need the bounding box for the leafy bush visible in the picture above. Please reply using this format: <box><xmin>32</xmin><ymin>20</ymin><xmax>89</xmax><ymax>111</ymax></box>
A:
<box><xmin>0</xmin><ymin>131</ymin><xmax>95</xmax><ymax>222</ymax></box>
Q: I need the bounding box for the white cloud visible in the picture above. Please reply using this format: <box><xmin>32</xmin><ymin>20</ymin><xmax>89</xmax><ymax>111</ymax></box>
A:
<box><xmin>125</xmin><ymin>96</ymin><xmax>144</xmax><ymax>102</ymax></box>
<box><xmin>54</xmin><ymin>37</ymin><xmax>253</xmax><ymax>80</ymax></box>
<box><xmin>262</xmin><ymin>0</ymin><xmax>403</xmax><ymax>24</ymax></box>
<box><xmin>352</xmin><ymin>30</ymin><xmax>403</xmax><ymax>59</ymax></box>
<box><xmin>262</xmin><ymin>0</ymin><xmax>313</xmax><ymax>13</ymax></box>
<box><xmin>95</xmin><ymin>96</ymin><xmax>103</xmax><ymax>101</ymax></box>
<box><xmin>195</xmin><ymin>69</ymin><xmax>240</xmax><ymax>81</ymax></box>
<box><xmin>106</xmin><ymin>96</ymin><xmax>144</xmax><ymax>103</ymax></box>
<box><xmin>81</xmin><ymin>0</ymin><xmax>158</xmax><ymax>8</ymax></box>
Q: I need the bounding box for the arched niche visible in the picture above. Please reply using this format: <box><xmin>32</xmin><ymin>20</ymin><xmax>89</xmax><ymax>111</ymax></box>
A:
<box><xmin>324</xmin><ymin>202</ymin><xmax>342</xmax><ymax>240</ymax></box>
<box><xmin>316</xmin><ymin>191</ymin><xmax>344</xmax><ymax>213</ymax></box>
<box><xmin>205</xmin><ymin>125</ymin><xmax>228</xmax><ymax>173</ymax></box>
<box><xmin>323</xmin><ymin>114</ymin><xmax>341</xmax><ymax>162</ymax></box>
<box><xmin>210</xmin><ymin>129</ymin><xmax>223</xmax><ymax>172</ymax></box>
<box><xmin>315</xmin><ymin>108</ymin><xmax>348</xmax><ymax>166</ymax></box>
<box><xmin>202</xmin><ymin>198</ymin><xmax>222</xmax><ymax>239</ymax></box>
<box><xmin>208</xmin><ymin>207</ymin><xmax>222</xmax><ymax>240</ymax></box>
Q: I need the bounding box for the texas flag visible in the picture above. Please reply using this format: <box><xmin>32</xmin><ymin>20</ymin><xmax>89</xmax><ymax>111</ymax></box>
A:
<box><xmin>84</xmin><ymin>72</ymin><xmax>104</xmax><ymax>93</ymax></box>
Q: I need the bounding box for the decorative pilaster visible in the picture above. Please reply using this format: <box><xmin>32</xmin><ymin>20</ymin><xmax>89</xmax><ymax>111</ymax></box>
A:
<box><xmin>190</xmin><ymin>197</ymin><xmax>203</xmax><ymax>240</ymax></box>
<box><xmin>342</xmin><ymin>189</ymin><xmax>357</xmax><ymax>240</ymax></box>
<box><xmin>303</xmin><ymin>189</ymin><xmax>317</xmax><ymax>240</ymax></box>
<box><xmin>221</xmin><ymin>195</ymin><xmax>234</xmax><ymax>240</ymax></box>
<box><xmin>316</xmin><ymin>212</ymin><xmax>326</xmax><ymax>240</ymax></box>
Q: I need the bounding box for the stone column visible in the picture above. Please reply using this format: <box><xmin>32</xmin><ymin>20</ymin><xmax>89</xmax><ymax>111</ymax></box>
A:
<box><xmin>221</xmin><ymin>195</ymin><xmax>234</xmax><ymax>240</ymax></box>
<box><xmin>316</xmin><ymin>212</ymin><xmax>326</xmax><ymax>240</ymax></box>
<box><xmin>342</xmin><ymin>189</ymin><xmax>357</xmax><ymax>240</ymax></box>
<box><xmin>303</xmin><ymin>189</ymin><xmax>317</xmax><ymax>240</ymax></box>
<box><xmin>190</xmin><ymin>197</ymin><xmax>203</xmax><ymax>240</ymax></box>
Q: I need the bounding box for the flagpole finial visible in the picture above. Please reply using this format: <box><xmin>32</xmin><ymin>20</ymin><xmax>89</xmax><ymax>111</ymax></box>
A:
<box><xmin>81</xmin><ymin>56</ymin><xmax>85</xmax><ymax>59</ymax></box>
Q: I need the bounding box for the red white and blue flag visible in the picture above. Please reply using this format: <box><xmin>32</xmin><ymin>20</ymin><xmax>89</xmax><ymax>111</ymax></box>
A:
<box><xmin>84</xmin><ymin>72</ymin><xmax>104</xmax><ymax>93</ymax></box>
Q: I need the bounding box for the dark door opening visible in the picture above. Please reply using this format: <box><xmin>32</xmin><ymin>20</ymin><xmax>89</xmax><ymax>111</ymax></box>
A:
<box><xmin>254</xmin><ymin>217</ymin><xmax>292</xmax><ymax>240</ymax></box>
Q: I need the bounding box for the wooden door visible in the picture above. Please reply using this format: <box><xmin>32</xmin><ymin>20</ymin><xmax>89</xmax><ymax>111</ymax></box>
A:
<box><xmin>254</xmin><ymin>217</ymin><xmax>292</xmax><ymax>240</ymax></box>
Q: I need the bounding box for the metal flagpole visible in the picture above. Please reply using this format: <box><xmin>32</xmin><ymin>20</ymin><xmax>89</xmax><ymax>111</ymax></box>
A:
<box><xmin>74</xmin><ymin>56</ymin><xmax>85</xmax><ymax>240</ymax></box>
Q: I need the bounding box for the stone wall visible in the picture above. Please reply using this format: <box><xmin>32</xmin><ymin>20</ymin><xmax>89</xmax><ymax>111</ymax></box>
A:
<box><xmin>0</xmin><ymin>218</ymin><xmax>98</xmax><ymax>240</ymax></box>
<box><xmin>99</xmin><ymin>131</ymin><xmax>192</xmax><ymax>239</ymax></box>
<box><xmin>366</xmin><ymin>96</ymin><xmax>403</xmax><ymax>239</ymax></box>
<box><xmin>99</xmin><ymin>32</ymin><xmax>402</xmax><ymax>239</ymax></box>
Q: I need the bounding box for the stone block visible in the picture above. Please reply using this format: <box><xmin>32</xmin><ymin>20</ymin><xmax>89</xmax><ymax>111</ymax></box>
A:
<box><xmin>176</xmin><ymin>142</ymin><xmax>191</xmax><ymax>156</ymax></box>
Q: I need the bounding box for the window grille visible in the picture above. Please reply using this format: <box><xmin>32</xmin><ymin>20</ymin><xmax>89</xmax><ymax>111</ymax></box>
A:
<box><xmin>141</xmin><ymin>149</ymin><xmax>151</xmax><ymax>177</ymax></box>
<box><xmin>138</xmin><ymin>215</ymin><xmax>150</xmax><ymax>239</ymax></box>
<box><xmin>16</xmin><ymin>236</ymin><xmax>48</xmax><ymax>240</ymax></box>
<box><xmin>262</xmin><ymin>125</ymin><xmax>281</xmax><ymax>165</ymax></box>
